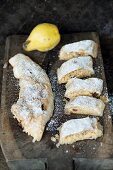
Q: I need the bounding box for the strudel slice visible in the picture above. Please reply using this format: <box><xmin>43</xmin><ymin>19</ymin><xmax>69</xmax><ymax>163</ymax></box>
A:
<box><xmin>65</xmin><ymin>78</ymin><xmax>103</xmax><ymax>99</ymax></box>
<box><xmin>59</xmin><ymin>40</ymin><xmax>98</xmax><ymax>60</ymax></box>
<box><xmin>65</xmin><ymin>96</ymin><xmax>105</xmax><ymax>116</ymax></box>
<box><xmin>57</xmin><ymin>56</ymin><xmax>94</xmax><ymax>84</ymax></box>
<box><xmin>59</xmin><ymin>117</ymin><xmax>103</xmax><ymax>145</ymax></box>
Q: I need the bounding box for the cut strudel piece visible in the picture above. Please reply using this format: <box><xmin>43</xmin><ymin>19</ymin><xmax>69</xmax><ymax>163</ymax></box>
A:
<box><xmin>59</xmin><ymin>40</ymin><xmax>98</xmax><ymax>60</ymax></box>
<box><xmin>65</xmin><ymin>77</ymin><xmax>103</xmax><ymax>99</ymax></box>
<box><xmin>59</xmin><ymin>117</ymin><xmax>103</xmax><ymax>145</ymax></box>
<box><xmin>57</xmin><ymin>56</ymin><xmax>94</xmax><ymax>84</ymax></box>
<box><xmin>9</xmin><ymin>53</ymin><xmax>54</xmax><ymax>142</ymax></box>
<box><xmin>65</xmin><ymin>96</ymin><xmax>105</xmax><ymax>116</ymax></box>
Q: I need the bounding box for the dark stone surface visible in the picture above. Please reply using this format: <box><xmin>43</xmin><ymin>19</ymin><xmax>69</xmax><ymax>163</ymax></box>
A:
<box><xmin>1</xmin><ymin>0</ymin><xmax>113</xmax><ymax>169</ymax></box>
<box><xmin>0</xmin><ymin>0</ymin><xmax>113</xmax><ymax>44</ymax></box>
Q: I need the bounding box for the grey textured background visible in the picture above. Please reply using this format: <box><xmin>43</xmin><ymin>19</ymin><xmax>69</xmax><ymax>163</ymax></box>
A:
<box><xmin>1</xmin><ymin>0</ymin><xmax>113</xmax><ymax>169</ymax></box>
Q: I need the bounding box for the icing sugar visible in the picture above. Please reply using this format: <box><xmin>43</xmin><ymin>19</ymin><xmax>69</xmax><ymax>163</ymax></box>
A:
<box><xmin>65</xmin><ymin>77</ymin><xmax>103</xmax><ymax>97</ymax></box>
<box><xmin>57</xmin><ymin>56</ymin><xmax>94</xmax><ymax>81</ymax></box>
<box><xmin>9</xmin><ymin>53</ymin><xmax>50</xmax><ymax>85</ymax></box>
<box><xmin>65</xmin><ymin>96</ymin><xmax>105</xmax><ymax>109</ymax></box>
<box><xmin>9</xmin><ymin>54</ymin><xmax>52</xmax><ymax>123</ymax></box>
<box><xmin>59</xmin><ymin>40</ymin><xmax>97</xmax><ymax>58</ymax></box>
<box><xmin>60</xmin><ymin>117</ymin><xmax>97</xmax><ymax>137</ymax></box>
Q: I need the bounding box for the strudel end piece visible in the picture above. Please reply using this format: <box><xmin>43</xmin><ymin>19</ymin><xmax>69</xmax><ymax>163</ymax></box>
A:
<box><xmin>9</xmin><ymin>53</ymin><xmax>54</xmax><ymax>142</ymax></box>
<box><xmin>59</xmin><ymin>117</ymin><xmax>103</xmax><ymax>145</ymax></box>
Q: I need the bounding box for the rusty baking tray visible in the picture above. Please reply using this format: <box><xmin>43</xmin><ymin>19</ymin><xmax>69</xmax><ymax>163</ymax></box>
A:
<box><xmin>1</xmin><ymin>33</ymin><xmax>113</xmax><ymax>170</ymax></box>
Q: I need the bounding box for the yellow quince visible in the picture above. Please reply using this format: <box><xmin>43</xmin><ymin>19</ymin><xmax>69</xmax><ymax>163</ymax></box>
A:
<box><xmin>23</xmin><ymin>23</ymin><xmax>61</xmax><ymax>52</ymax></box>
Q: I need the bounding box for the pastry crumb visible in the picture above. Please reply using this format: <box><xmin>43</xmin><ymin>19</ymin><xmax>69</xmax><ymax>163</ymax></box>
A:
<box><xmin>65</xmin><ymin>150</ymin><xmax>69</xmax><ymax>153</ymax></box>
<box><xmin>51</xmin><ymin>136</ymin><xmax>56</xmax><ymax>142</ymax></box>
<box><xmin>55</xmin><ymin>134</ymin><xmax>59</xmax><ymax>139</ymax></box>
<box><xmin>100</xmin><ymin>95</ymin><xmax>109</xmax><ymax>103</ymax></box>
<box><xmin>56</xmin><ymin>143</ymin><xmax>60</xmax><ymax>148</ymax></box>
<box><xmin>108</xmin><ymin>115</ymin><xmax>111</xmax><ymax>119</ymax></box>
<box><xmin>51</xmin><ymin>134</ymin><xmax>59</xmax><ymax>143</ymax></box>
<box><xmin>100</xmin><ymin>142</ymin><xmax>103</xmax><ymax>146</ymax></box>
<box><xmin>63</xmin><ymin>98</ymin><xmax>67</xmax><ymax>102</ymax></box>
<box><xmin>3</xmin><ymin>62</ymin><xmax>8</xmax><ymax>68</ymax></box>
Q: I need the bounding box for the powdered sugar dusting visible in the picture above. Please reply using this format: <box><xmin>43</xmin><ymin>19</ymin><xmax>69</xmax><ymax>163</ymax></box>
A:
<box><xmin>65</xmin><ymin>96</ymin><xmax>105</xmax><ymax>116</ymax></box>
<box><xmin>60</xmin><ymin>117</ymin><xmax>96</xmax><ymax>137</ymax></box>
<box><xmin>9</xmin><ymin>53</ymin><xmax>54</xmax><ymax>141</ymax></box>
<box><xmin>9</xmin><ymin>53</ymin><xmax>50</xmax><ymax>85</ymax></box>
<box><xmin>65</xmin><ymin>77</ymin><xmax>103</xmax><ymax>98</ymax></box>
<box><xmin>109</xmin><ymin>95</ymin><xmax>113</xmax><ymax>114</ymax></box>
<box><xmin>57</xmin><ymin>56</ymin><xmax>94</xmax><ymax>82</ymax></box>
<box><xmin>47</xmin><ymin>72</ymin><xmax>65</xmax><ymax>132</ymax></box>
<box><xmin>59</xmin><ymin>40</ymin><xmax>98</xmax><ymax>59</ymax></box>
